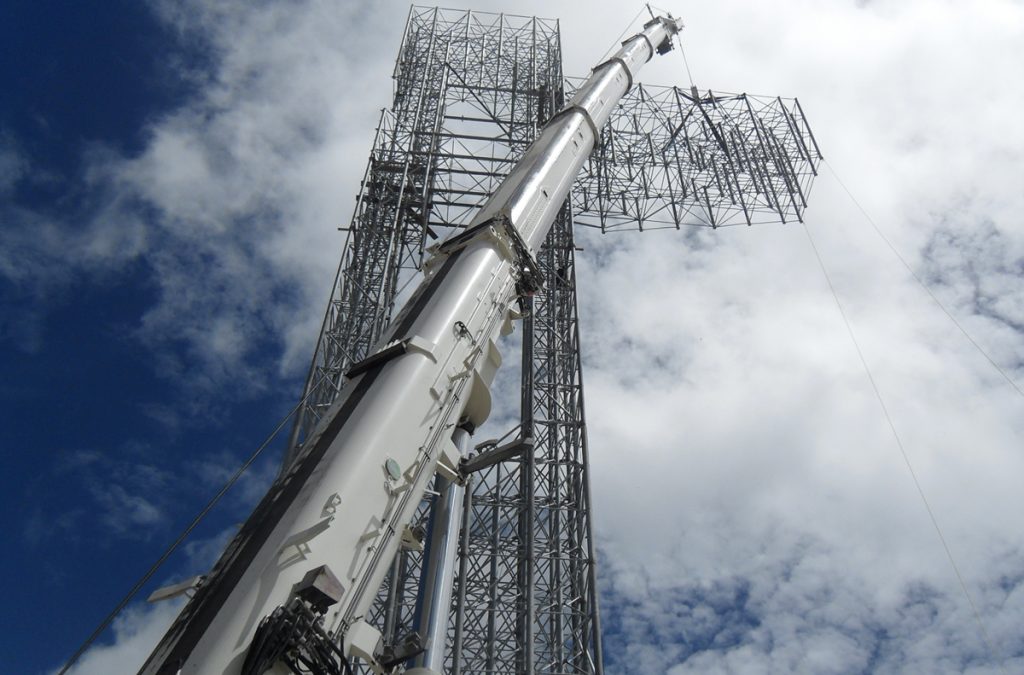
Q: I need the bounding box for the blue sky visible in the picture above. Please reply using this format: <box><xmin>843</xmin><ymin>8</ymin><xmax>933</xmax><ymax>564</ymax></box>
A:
<box><xmin>1</xmin><ymin>3</ymin><xmax>291</xmax><ymax>672</ymax></box>
<box><xmin>3</xmin><ymin>1</ymin><xmax>1024</xmax><ymax>674</ymax></box>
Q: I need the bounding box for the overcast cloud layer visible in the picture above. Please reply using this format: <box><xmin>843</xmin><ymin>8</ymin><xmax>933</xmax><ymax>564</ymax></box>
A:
<box><xmin>6</xmin><ymin>0</ymin><xmax>1022</xmax><ymax>673</ymax></box>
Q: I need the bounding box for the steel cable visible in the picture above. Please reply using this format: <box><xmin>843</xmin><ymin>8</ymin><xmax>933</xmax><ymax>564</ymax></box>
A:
<box><xmin>598</xmin><ymin>6</ymin><xmax>647</xmax><ymax>63</ymax></box>
<box><xmin>800</xmin><ymin>219</ymin><xmax>1006</xmax><ymax>674</ymax></box>
<box><xmin>57</xmin><ymin>374</ymin><xmax>329</xmax><ymax>675</ymax></box>
<box><xmin>824</xmin><ymin>159</ymin><xmax>1024</xmax><ymax>401</ymax></box>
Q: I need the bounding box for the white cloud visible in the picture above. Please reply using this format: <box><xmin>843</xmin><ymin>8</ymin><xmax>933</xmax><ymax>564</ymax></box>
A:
<box><xmin>568</xmin><ymin>1</ymin><xmax>1024</xmax><ymax>671</ymax></box>
<box><xmin>55</xmin><ymin>601</ymin><xmax>186</xmax><ymax>675</ymax></box>
<box><xmin>32</xmin><ymin>445</ymin><xmax>275</xmax><ymax>549</ymax></box>
<box><xmin>92</xmin><ymin>484</ymin><xmax>167</xmax><ymax>534</ymax></box>
<box><xmin>2</xmin><ymin>0</ymin><xmax>398</xmax><ymax>393</ymax></box>
<box><xmin>55</xmin><ymin>525</ymin><xmax>237</xmax><ymax>675</ymax></box>
<box><xmin>41</xmin><ymin>450</ymin><xmax>174</xmax><ymax>541</ymax></box>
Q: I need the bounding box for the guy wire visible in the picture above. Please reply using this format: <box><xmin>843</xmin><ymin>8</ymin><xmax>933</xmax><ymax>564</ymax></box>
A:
<box><xmin>800</xmin><ymin>219</ymin><xmax>1005</xmax><ymax>674</ymax></box>
<box><xmin>600</xmin><ymin>6</ymin><xmax>647</xmax><ymax>63</ymax></box>
<box><xmin>824</xmin><ymin>159</ymin><xmax>1024</xmax><ymax>401</ymax></box>
<box><xmin>57</xmin><ymin>373</ymin><xmax>331</xmax><ymax>675</ymax></box>
<box><xmin>646</xmin><ymin>3</ymin><xmax>695</xmax><ymax>88</ymax></box>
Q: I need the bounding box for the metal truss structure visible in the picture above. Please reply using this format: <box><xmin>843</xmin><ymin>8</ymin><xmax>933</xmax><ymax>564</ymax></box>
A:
<box><xmin>286</xmin><ymin>6</ymin><xmax>821</xmax><ymax>674</ymax></box>
<box><xmin>573</xmin><ymin>83</ymin><xmax>821</xmax><ymax>231</ymax></box>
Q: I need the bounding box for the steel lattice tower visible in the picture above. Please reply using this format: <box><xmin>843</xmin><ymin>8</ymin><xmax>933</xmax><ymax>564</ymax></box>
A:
<box><xmin>284</xmin><ymin>6</ymin><xmax>820</xmax><ymax>674</ymax></box>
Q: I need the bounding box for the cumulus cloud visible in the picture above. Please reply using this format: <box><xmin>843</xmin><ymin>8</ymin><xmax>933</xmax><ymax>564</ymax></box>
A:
<box><xmin>56</xmin><ymin>525</ymin><xmax>239</xmax><ymax>675</ymax></box>
<box><xmin>1</xmin><ymin>0</ymin><xmax>397</xmax><ymax>392</ymax></box>
<box><xmin>29</xmin><ymin>445</ymin><xmax>276</xmax><ymax>549</ymax></box>
<box><xmin>33</xmin><ymin>449</ymin><xmax>174</xmax><ymax>542</ymax></box>
<box><xmin>921</xmin><ymin>221</ymin><xmax>1024</xmax><ymax>366</ymax></box>
<box><xmin>55</xmin><ymin>601</ymin><xmax>186</xmax><ymax>675</ymax></box>
<box><xmin>574</xmin><ymin>2</ymin><xmax>1024</xmax><ymax>671</ymax></box>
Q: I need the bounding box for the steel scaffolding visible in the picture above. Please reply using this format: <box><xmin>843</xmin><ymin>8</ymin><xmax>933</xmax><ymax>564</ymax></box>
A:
<box><xmin>574</xmin><ymin>85</ymin><xmax>821</xmax><ymax>230</ymax></box>
<box><xmin>285</xmin><ymin>6</ymin><xmax>820</xmax><ymax>674</ymax></box>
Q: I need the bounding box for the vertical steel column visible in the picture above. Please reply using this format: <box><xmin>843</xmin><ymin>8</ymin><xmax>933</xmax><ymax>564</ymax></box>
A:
<box><xmin>519</xmin><ymin>291</ymin><xmax>537</xmax><ymax>674</ymax></box>
<box><xmin>524</xmin><ymin>201</ymin><xmax>601</xmax><ymax>675</ymax></box>
<box><xmin>451</xmin><ymin>473</ymin><xmax>473</xmax><ymax>675</ymax></box>
<box><xmin>414</xmin><ymin>428</ymin><xmax>473</xmax><ymax>672</ymax></box>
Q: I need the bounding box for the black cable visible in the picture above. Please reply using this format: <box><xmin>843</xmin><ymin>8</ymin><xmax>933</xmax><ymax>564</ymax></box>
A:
<box><xmin>57</xmin><ymin>381</ymin><xmax>324</xmax><ymax>675</ymax></box>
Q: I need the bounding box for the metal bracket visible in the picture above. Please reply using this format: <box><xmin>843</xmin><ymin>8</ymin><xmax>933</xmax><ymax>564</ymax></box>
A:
<box><xmin>147</xmin><ymin>575</ymin><xmax>204</xmax><ymax>603</ymax></box>
<box><xmin>436</xmin><ymin>436</ymin><xmax>464</xmax><ymax>484</ymax></box>
<box><xmin>437</xmin><ymin>216</ymin><xmax>544</xmax><ymax>294</ymax></box>
<box><xmin>460</xmin><ymin>436</ymin><xmax>535</xmax><ymax>476</ymax></box>
<box><xmin>400</xmin><ymin>523</ymin><xmax>426</xmax><ymax>552</ymax></box>
<box><xmin>347</xmin><ymin>335</ymin><xmax>438</xmax><ymax>379</ymax></box>
<box><xmin>346</xmin><ymin>339</ymin><xmax>409</xmax><ymax>378</ymax></box>
<box><xmin>380</xmin><ymin>631</ymin><xmax>426</xmax><ymax>670</ymax></box>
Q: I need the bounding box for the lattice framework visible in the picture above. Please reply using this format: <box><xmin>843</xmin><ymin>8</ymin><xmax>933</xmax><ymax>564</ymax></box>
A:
<box><xmin>286</xmin><ymin>5</ymin><xmax>821</xmax><ymax>674</ymax></box>
<box><xmin>573</xmin><ymin>83</ymin><xmax>821</xmax><ymax>230</ymax></box>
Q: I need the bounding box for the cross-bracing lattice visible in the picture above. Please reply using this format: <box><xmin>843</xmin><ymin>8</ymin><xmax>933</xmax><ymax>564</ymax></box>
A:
<box><xmin>573</xmin><ymin>84</ymin><xmax>821</xmax><ymax>231</ymax></box>
<box><xmin>286</xmin><ymin>6</ymin><xmax>821</xmax><ymax>674</ymax></box>
<box><xmin>290</xmin><ymin>8</ymin><xmax>597</xmax><ymax>674</ymax></box>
